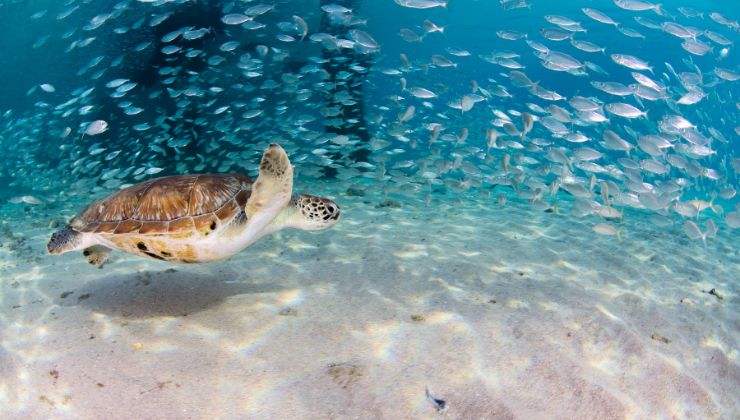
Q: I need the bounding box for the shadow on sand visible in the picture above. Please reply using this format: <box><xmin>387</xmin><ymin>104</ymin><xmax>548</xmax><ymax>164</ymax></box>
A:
<box><xmin>54</xmin><ymin>268</ymin><xmax>283</xmax><ymax>318</ymax></box>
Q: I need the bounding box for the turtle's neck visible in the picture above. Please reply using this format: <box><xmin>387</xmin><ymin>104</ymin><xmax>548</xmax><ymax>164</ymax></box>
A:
<box><xmin>259</xmin><ymin>199</ymin><xmax>303</xmax><ymax>236</ymax></box>
<box><xmin>213</xmin><ymin>199</ymin><xmax>298</xmax><ymax>258</ymax></box>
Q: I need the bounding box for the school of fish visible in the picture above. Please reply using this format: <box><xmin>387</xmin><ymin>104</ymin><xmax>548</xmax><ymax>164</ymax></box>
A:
<box><xmin>0</xmin><ymin>0</ymin><xmax>738</xmax><ymax>244</ymax></box>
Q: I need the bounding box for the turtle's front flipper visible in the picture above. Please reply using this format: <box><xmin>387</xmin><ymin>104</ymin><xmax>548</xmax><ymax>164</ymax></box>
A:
<box><xmin>247</xmin><ymin>143</ymin><xmax>293</xmax><ymax>217</ymax></box>
<box><xmin>83</xmin><ymin>245</ymin><xmax>111</xmax><ymax>268</ymax></box>
<box><xmin>242</xmin><ymin>144</ymin><xmax>294</xmax><ymax>240</ymax></box>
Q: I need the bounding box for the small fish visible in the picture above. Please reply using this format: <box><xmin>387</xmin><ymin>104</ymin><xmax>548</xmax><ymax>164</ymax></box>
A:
<box><xmin>399</xmin><ymin>28</ymin><xmax>422</xmax><ymax>43</ymax></box>
<box><xmin>220</xmin><ymin>41</ymin><xmax>239</xmax><ymax>52</ymax></box>
<box><xmin>611</xmin><ymin>54</ymin><xmax>652</xmax><ymax>73</ymax></box>
<box><xmin>582</xmin><ymin>8</ymin><xmax>618</xmax><ymax>26</ymax></box>
<box><xmin>408</xmin><ymin>87</ymin><xmax>437</xmax><ymax>99</ymax></box>
<box><xmin>348</xmin><ymin>29</ymin><xmax>379</xmax><ymax>50</ymax></box>
<box><xmin>574</xmin><ymin>147</ymin><xmax>603</xmax><ymax>161</ymax></box>
<box><xmin>710</xmin><ymin>12</ymin><xmax>739</xmax><ymax>29</ymax></box>
<box><xmin>521</xmin><ymin>112</ymin><xmax>534</xmax><ymax>135</ymax></box>
<box><xmin>661</xmin><ymin>22</ymin><xmax>696</xmax><ymax>39</ymax></box>
<box><xmin>446</xmin><ymin>47</ymin><xmax>470</xmax><ymax>57</ymax></box>
<box><xmin>425</xmin><ymin>388</ymin><xmax>447</xmax><ymax>412</ymax></box>
<box><xmin>681</xmin><ymin>39</ymin><xmax>711</xmax><ymax>56</ymax></box>
<box><xmin>9</xmin><ymin>195</ymin><xmax>42</xmax><ymax>205</ymax></box>
<box><xmin>221</xmin><ymin>14</ymin><xmax>251</xmax><ymax>25</ymax></box>
<box><xmin>321</xmin><ymin>4</ymin><xmax>352</xmax><ymax>14</ymax></box>
<box><xmin>497</xmin><ymin>30</ymin><xmax>527</xmax><ymax>41</ymax></box>
<box><xmin>423</xmin><ymin>20</ymin><xmax>445</xmax><ymax>34</ymax></box>
<box><xmin>431</xmin><ymin>55</ymin><xmax>456</xmax><ymax>68</ymax></box>
<box><xmin>245</xmin><ymin>4</ymin><xmax>274</xmax><ymax>16</ymax></box>
<box><xmin>593</xmin><ymin>223</ymin><xmax>620</xmax><ymax>238</ymax></box>
<box><xmin>597</xmin><ymin>205</ymin><xmax>622</xmax><ymax>219</ymax></box>
<box><xmin>677</xmin><ymin>89</ymin><xmax>705</xmax><ymax>106</ymax></box>
<box><xmin>85</xmin><ymin>120</ymin><xmax>108</xmax><ymax>136</ymax></box>
<box><xmin>704</xmin><ymin>30</ymin><xmax>732</xmax><ymax>46</ymax></box>
<box><xmin>605</xmin><ymin>103</ymin><xmax>646</xmax><ymax>119</ymax></box>
<box><xmin>602</xmin><ymin>130</ymin><xmax>634</xmax><ymax>153</ymax></box>
<box><xmin>714</xmin><ymin>68</ymin><xmax>740</xmax><ymax>82</ymax></box>
<box><xmin>105</xmin><ymin>78</ymin><xmax>129</xmax><ymax>88</ymax></box>
<box><xmin>487</xmin><ymin>129</ymin><xmax>501</xmax><ymax>149</ymax></box>
<box><xmin>683</xmin><ymin>220</ymin><xmax>717</xmax><ymax>245</ymax></box>
<box><xmin>293</xmin><ymin>15</ymin><xmax>308</xmax><ymax>41</ymax></box>
<box><xmin>540</xmin><ymin>28</ymin><xmax>572</xmax><ymax>41</ymax></box>
<box><xmin>618</xmin><ymin>27</ymin><xmax>645</xmax><ymax>39</ymax></box>
<box><xmin>398</xmin><ymin>105</ymin><xmax>416</xmax><ymax>122</ymax></box>
<box><xmin>571</xmin><ymin>39</ymin><xmax>605</xmax><ymax>53</ymax></box>
<box><xmin>614</xmin><ymin>0</ymin><xmax>663</xmax><ymax>15</ymax></box>
<box><xmin>726</xmin><ymin>211</ymin><xmax>740</xmax><ymax>229</ymax></box>
<box><xmin>395</xmin><ymin>0</ymin><xmax>447</xmax><ymax>9</ymax></box>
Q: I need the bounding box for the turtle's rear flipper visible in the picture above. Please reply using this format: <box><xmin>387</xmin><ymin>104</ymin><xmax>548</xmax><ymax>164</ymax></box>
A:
<box><xmin>48</xmin><ymin>226</ymin><xmax>82</xmax><ymax>255</ymax></box>
<box><xmin>83</xmin><ymin>245</ymin><xmax>111</xmax><ymax>268</ymax></box>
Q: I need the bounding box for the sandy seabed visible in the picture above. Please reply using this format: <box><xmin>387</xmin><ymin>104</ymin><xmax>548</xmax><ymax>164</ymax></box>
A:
<box><xmin>1</xmin><ymin>186</ymin><xmax>738</xmax><ymax>419</ymax></box>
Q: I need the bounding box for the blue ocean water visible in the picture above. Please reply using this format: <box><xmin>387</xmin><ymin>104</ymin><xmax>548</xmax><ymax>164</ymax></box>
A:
<box><xmin>0</xmin><ymin>0</ymin><xmax>738</xmax><ymax>417</ymax></box>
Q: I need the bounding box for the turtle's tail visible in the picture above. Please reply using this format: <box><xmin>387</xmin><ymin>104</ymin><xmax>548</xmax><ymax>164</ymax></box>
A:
<box><xmin>47</xmin><ymin>226</ymin><xmax>82</xmax><ymax>255</ymax></box>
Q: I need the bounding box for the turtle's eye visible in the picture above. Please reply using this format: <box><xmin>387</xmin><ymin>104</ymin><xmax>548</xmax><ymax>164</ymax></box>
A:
<box><xmin>323</xmin><ymin>203</ymin><xmax>340</xmax><ymax>221</ymax></box>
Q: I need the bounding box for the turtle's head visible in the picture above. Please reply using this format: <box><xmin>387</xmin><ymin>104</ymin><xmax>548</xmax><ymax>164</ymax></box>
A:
<box><xmin>47</xmin><ymin>226</ymin><xmax>83</xmax><ymax>255</ymax></box>
<box><xmin>281</xmin><ymin>194</ymin><xmax>341</xmax><ymax>231</ymax></box>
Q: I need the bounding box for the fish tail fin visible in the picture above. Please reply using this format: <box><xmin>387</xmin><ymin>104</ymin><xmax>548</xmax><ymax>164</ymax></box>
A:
<box><xmin>709</xmin><ymin>195</ymin><xmax>723</xmax><ymax>215</ymax></box>
<box><xmin>654</xmin><ymin>4</ymin><xmax>665</xmax><ymax>17</ymax></box>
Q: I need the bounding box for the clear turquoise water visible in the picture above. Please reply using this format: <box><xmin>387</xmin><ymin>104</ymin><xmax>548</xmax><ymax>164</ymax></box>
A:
<box><xmin>0</xmin><ymin>0</ymin><xmax>738</xmax><ymax>417</ymax></box>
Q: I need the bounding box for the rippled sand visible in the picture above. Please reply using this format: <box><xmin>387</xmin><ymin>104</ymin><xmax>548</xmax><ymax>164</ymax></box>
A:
<box><xmin>1</xmin><ymin>185</ymin><xmax>738</xmax><ymax>418</ymax></box>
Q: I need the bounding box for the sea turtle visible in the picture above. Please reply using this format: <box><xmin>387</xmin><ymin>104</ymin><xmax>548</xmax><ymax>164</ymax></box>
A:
<box><xmin>47</xmin><ymin>144</ymin><xmax>340</xmax><ymax>267</ymax></box>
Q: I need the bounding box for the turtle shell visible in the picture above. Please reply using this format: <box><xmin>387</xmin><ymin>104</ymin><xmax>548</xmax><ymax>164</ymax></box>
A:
<box><xmin>71</xmin><ymin>174</ymin><xmax>252</xmax><ymax>235</ymax></box>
